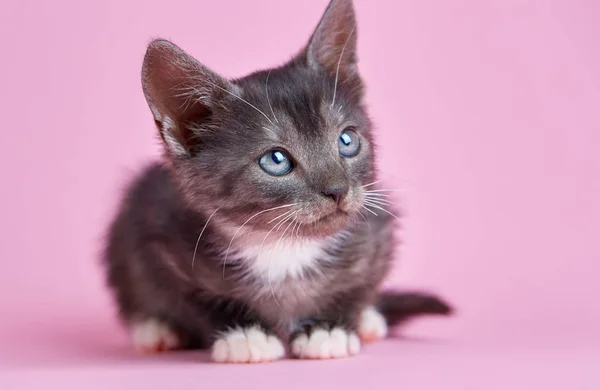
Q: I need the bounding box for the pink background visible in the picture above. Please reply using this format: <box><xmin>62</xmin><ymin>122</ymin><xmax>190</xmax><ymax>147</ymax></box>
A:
<box><xmin>1</xmin><ymin>0</ymin><xmax>599</xmax><ymax>388</ymax></box>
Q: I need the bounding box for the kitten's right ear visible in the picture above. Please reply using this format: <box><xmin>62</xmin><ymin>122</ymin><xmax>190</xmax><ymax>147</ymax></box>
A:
<box><xmin>303</xmin><ymin>0</ymin><xmax>358</xmax><ymax>81</ymax></box>
<box><xmin>141</xmin><ymin>39</ymin><xmax>235</xmax><ymax>156</ymax></box>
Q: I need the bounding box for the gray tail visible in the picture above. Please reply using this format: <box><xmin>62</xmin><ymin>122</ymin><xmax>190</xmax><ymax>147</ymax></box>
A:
<box><xmin>376</xmin><ymin>291</ymin><xmax>454</xmax><ymax>327</ymax></box>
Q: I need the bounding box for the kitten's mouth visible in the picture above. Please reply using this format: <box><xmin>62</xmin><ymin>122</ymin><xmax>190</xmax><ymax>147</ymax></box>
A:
<box><xmin>300</xmin><ymin>209</ymin><xmax>350</xmax><ymax>238</ymax></box>
<box><xmin>315</xmin><ymin>210</ymin><xmax>348</xmax><ymax>224</ymax></box>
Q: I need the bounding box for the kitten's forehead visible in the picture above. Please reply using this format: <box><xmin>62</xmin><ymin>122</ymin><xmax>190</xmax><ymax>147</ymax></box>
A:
<box><xmin>234</xmin><ymin>66</ymin><xmax>354</xmax><ymax>142</ymax></box>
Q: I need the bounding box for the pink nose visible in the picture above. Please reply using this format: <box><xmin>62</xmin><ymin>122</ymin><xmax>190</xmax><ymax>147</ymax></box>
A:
<box><xmin>322</xmin><ymin>185</ymin><xmax>348</xmax><ymax>206</ymax></box>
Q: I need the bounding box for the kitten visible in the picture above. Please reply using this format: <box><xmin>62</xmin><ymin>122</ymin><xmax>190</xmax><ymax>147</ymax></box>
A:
<box><xmin>103</xmin><ymin>0</ymin><xmax>452</xmax><ymax>363</ymax></box>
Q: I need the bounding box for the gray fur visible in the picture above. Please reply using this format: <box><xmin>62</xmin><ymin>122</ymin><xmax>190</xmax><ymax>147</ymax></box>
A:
<box><xmin>103</xmin><ymin>0</ymin><xmax>451</xmax><ymax>352</ymax></box>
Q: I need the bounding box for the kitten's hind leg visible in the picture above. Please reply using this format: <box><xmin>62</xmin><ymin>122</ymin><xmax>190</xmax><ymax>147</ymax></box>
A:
<box><xmin>358</xmin><ymin>306</ymin><xmax>388</xmax><ymax>343</ymax></box>
<box><xmin>131</xmin><ymin>318</ymin><xmax>183</xmax><ymax>353</ymax></box>
<box><xmin>357</xmin><ymin>292</ymin><xmax>453</xmax><ymax>344</ymax></box>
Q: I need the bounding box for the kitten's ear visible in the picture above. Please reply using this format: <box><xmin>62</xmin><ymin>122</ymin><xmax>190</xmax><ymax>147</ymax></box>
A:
<box><xmin>142</xmin><ymin>39</ymin><xmax>235</xmax><ymax>156</ymax></box>
<box><xmin>304</xmin><ymin>0</ymin><xmax>358</xmax><ymax>80</ymax></box>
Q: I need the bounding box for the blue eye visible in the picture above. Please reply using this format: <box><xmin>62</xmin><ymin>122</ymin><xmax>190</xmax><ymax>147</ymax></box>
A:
<box><xmin>259</xmin><ymin>150</ymin><xmax>293</xmax><ymax>176</ymax></box>
<box><xmin>338</xmin><ymin>128</ymin><xmax>361</xmax><ymax>158</ymax></box>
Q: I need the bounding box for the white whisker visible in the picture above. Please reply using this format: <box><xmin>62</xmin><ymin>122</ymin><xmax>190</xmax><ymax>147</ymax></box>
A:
<box><xmin>265</xmin><ymin>69</ymin><xmax>280</xmax><ymax>124</ymax></box>
<box><xmin>205</xmin><ymin>81</ymin><xmax>276</xmax><ymax>127</ymax></box>
<box><xmin>365</xmin><ymin>192</ymin><xmax>390</xmax><ymax>198</ymax></box>
<box><xmin>271</xmin><ymin>214</ymin><xmax>297</xmax><ymax>255</ymax></box>
<box><xmin>364</xmin><ymin>201</ymin><xmax>401</xmax><ymax>220</ymax></box>
<box><xmin>366</xmin><ymin>201</ymin><xmax>390</xmax><ymax>209</ymax></box>
<box><xmin>262</xmin><ymin>126</ymin><xmax>278</xmax><ymax>138</ymax></box>
<box><xmin>275</xmin><ymin>211</ymin><xmax>295</xmax><ymax>232</ymax></box>
<box><xmin>357</xmin><ymin>208</ymin><xmax>369</xmax><ymax>222</ymax></box>
<box><xmin>268</xmin><ymin>209</ymin><xmax>295</xmax><ymax>224</ymax></box>
<box><xmin>330</xmin><ymin>25</ymin><xmax>356</xmax><ymax>109</ymax></box>
<box><xmin>257</xmin><ymin>222</ymin><xmax>285</xmax><ymax>264</ymax></box>
<box><xmin>192</xmin><ymin>206</ymin><xmax>221</xmax><ymax>269</ymax></box>
<box><xmin>275</xmin><ymin>211</ymin><xmax>297</xmax><ymax>232</ymax></box>
<box><xmin>361</xmin><ymin>180</ymin><xmax>382</xmax><ymax>188</ymax></box>
<box><xmin>362</xmin><ymin>205</ymin><xmax>378</xmax><ymax>216</ymax></box>
<box><xmin>222</xmin><ymin>203</ymin><xmax>297</xmax><ymax>278</ymax></box>
<box><xmin>365</xmin><ymin>196</ymin><xmax>390</xmax><ymax>206</ymax></box>
<box><xmin>364</xmin><ymin>189</ymin><xmax>404</xmax><ymax>193</ymax></box>
<box><xmin>267</xmin><ymin>211</ymin><xmax>300</xmax><ymax>308</ymax></box>
<box><xmin>275</xmin><ymin>218</ymin><xmax>297</xmax><ymax>258</ymax></box>
<box><xmin>365</xmin><ymin>196</ymin><xmax>390</xmax><ymax>203</ymax></box>
<box><xmin>294</xmin><ymin>216</ymin><xmax>303</xmax><ymax>239</ymax></box>
<box><xmin>256</xmin><ymin>211</ymin><xmax>298</xmax><ymax>271</ymax></box>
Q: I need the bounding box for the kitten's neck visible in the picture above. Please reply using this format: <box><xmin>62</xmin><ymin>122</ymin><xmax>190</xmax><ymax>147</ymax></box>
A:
<box><xmin>207</xmin><ymin>216</ymin><xmax>356</xmax><ymax>283</ymax></box>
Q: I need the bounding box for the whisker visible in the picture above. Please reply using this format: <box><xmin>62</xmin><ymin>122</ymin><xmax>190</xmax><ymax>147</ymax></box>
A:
<box><xmin>366</xmin><ymin>201</ymin><xmax>390</xmax><ymax>209</ymax></box>
<box><xmin>365</xmin><ymin>192</ymin><xmax>390</xmax><ymax>198</ymax></box>
<box><xmin>365</xmin><ymin>197</ymin><xmax>390</xmax><ymax>206</ymax></box>
<box><xmin>192</xmin><ymin>206</ymin><xmax>221</xmax><ymax>269</ymax></box>
<box><xmin>330</xmin><ymin>25</ymin><xmax>356</xmax><ymax>109</ymax></box>
<box><xmin>175</xmin><ymin>81</ymin><xmax>279</xmax><ymax>135</ymax></box>
<box><xmin>261</xmin><ymin>126</ymin><xmax>278</xmax><ymax>138</ymax></box>
<box><xmin>268</xmin><ymin>209</ymin><xmax>295</xmax><ymax>224</ymax></box>
<box><xmin>290</xmin><ymin>219</ymin><xmax>299</xmax><ymax>240</ymax></box>
<box><xmin>223</xmin><ymin>203</ymin><xmax>297</xmax><ymax>278</ymax></box>
<box><xmin>273</xmin><ymin>215</ymin><xmax>297</xmax><ymax>253</ymax></box>
<box><xmin>268</xmin><ymin>273</ymin><xmax>282</xmax><ymax>308</ymax></box>
<box><xmin>365</xmin><ymin>196</ymin><xmax>390</xmax><ymax>204</ymax></box>
<box><xmin>276</xmin><ymin>212</ymin><xmax>296</xmax><ymax>232</ymax></box>
<box><xmin>256</xmin><ymin>211</ymin><xmax>297</xmax><ymax>266</ymax></box>
<box><xmin>361</xmin><ymin>180</ymin><xmax>382</xmax><ymax>188</ymax></box>
<box><xmin>267</xmin><ymin>211</ymin><xmax>300</xmax><ymax>308</ymax></box>
<box><xmin>257</xmin><ymin>224</ymin><xmax>284</xmax><ymax>264</ymax></box>
<box><xmin>357</xmin><ymin>208</ymin><xmax>369</xmax><ymax>222</ymax></box>
<box><xmin>203</xmin><ymin>81</ymin><xmax>276</xmax><ymax>127</ymax></box>
<box><xmin>265</xmin><ymin>69</ymin><xmax>280</xmax><ymax>124</ymax></box>
<box><xmin>362</xmin><ymin>205</ymin><xmax>378</xmax><ymax>216</ymax></box>
<box><xmin>364</xmin><ymin>201</ymin><xmax>401</xmax><ymax>220</ymax></box>
<box><xmin>294</xmin><ymin>216</ymin><xmax>303</xmax><ymax>239</ymax></box>
<box><xmin>256</xmin><ymin>210</ymin><xmax>298</xmax><ymax>268</ymax></box>
<box><xmin>364</xmin><ymin>189</ymin><xmax>405</xmax><ymax>193</ymax></box>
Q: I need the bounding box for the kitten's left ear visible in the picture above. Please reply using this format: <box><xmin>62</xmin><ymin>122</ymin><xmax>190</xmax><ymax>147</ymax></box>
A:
<box><xmin>141</xmin><ymin>39</ymin><xmax>236</xmax><ymax>157</ymax></box>
<box><xmin>304</xmin><ymin>0</ymin><xmax>358</xmax><ymax>81</ymax></box>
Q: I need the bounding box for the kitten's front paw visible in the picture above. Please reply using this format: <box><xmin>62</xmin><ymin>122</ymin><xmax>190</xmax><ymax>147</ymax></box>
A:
<box><xmin>291</xmin><ymin>327</ymin><xmax>361</xmax><ymax>360</ymax></box>
<box><xmin>211</xmin><ymin>326</ymin><xmax>285</xmax><ymax>364</ymax></box>
<box><xmin>131</xmin><ymin>319</ymin><xmax>181</xmax><ymax>353</ymax></box>
<box><xmin>358</xmin><ymin>306</ymin><xmax>388</xmax><ymax>343</ymax></box>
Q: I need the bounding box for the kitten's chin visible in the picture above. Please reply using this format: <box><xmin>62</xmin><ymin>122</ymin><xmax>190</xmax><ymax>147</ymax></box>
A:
<box><xmin>300</xmin><ymin>211</ymin><xmax>352</xmax><ymax>238</ymax></box>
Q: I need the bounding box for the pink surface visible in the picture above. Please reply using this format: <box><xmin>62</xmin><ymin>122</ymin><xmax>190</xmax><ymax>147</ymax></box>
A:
<box><xmin>1</xmin><ymin>0</ymin><xmax>599</xmax><ymax>388</ymax></box>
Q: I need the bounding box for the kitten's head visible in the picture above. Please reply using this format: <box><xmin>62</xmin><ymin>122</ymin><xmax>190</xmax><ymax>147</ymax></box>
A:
<box><xmin>142</xmin><ymin>0</ymin><xmax>376</xmax><ymax>238</ymax></box>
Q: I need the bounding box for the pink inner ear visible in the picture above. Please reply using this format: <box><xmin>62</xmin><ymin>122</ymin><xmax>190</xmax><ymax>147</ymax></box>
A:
<box><xmin>141</xmin><ymin>39</ymin><xmax>233</xmax><ymax>155</ymax></box>
<box><xmin>306</xmin><ymin>0</ymin><xmax>358</xmax><ymax>77</ymax></box>
<box><xmin>142</xmin><ymin>39</ymin><xmax>230</xmax><ymax>120</ymax></box>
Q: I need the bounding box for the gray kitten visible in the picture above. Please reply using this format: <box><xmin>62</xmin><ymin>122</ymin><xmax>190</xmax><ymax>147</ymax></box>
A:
<box><xmin>103</xmin><ymin>0</ymin><xmax>452</xmax><ymax>363</ymax></box>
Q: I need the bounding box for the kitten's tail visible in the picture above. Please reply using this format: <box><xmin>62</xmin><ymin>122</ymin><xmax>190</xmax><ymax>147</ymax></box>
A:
<box><xmin>376</xmin><ymin>291</ymin><xmax>454</xmax><ymax>327</ymax></box>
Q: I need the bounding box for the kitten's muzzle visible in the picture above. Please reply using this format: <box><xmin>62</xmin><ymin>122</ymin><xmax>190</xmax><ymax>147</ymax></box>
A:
<box><xmin>321</xmin><ymin>184</ymin><xmax>349</xmax><ymax>207</ymax></box>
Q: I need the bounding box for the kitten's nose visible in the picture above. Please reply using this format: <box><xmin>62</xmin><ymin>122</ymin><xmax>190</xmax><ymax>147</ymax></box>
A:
<box><xmin>322</xmin><ymin>185</ymin><xmax>349</xmax><ymax>206</ymax></box>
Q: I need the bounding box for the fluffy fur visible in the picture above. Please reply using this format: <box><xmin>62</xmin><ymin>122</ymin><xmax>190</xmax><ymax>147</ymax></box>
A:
<box><xmin>103</xmin><ymin>0</ymin><xmax>452</xmax><ymax>363</ymax></box>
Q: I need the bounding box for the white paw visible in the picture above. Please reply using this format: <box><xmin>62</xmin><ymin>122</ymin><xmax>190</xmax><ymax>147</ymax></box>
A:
<box><xmin>358</xmin><ymin>306</ymin><xmax>388</xmax><ymax>343</ymax></box>
<box><xmin>131</xmin><ymin>319</ymin><xmax>181</xmax><ymax>353</ymax></box>
<box><xmin>211</xmin><ymin>326</ymin><xmax>285</xmax><ymax>364</ymax></box>
<box><xmin>291</xmin><ymin>327</ymin><xmax>361</xmax><ymax>359</ymax></box>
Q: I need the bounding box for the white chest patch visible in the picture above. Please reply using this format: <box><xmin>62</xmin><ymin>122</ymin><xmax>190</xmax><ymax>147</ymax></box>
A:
<box><xmin>235</xmin><ymin>238</ymin><xmax>331</xmax><ymax>283</ymax></box>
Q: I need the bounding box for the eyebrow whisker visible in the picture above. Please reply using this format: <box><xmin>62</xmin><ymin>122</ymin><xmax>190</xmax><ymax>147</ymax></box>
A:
<box><xmin>265</xmin><ymin>69</ymin><xmax>280</xmax><ymax>125</ymax></box>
